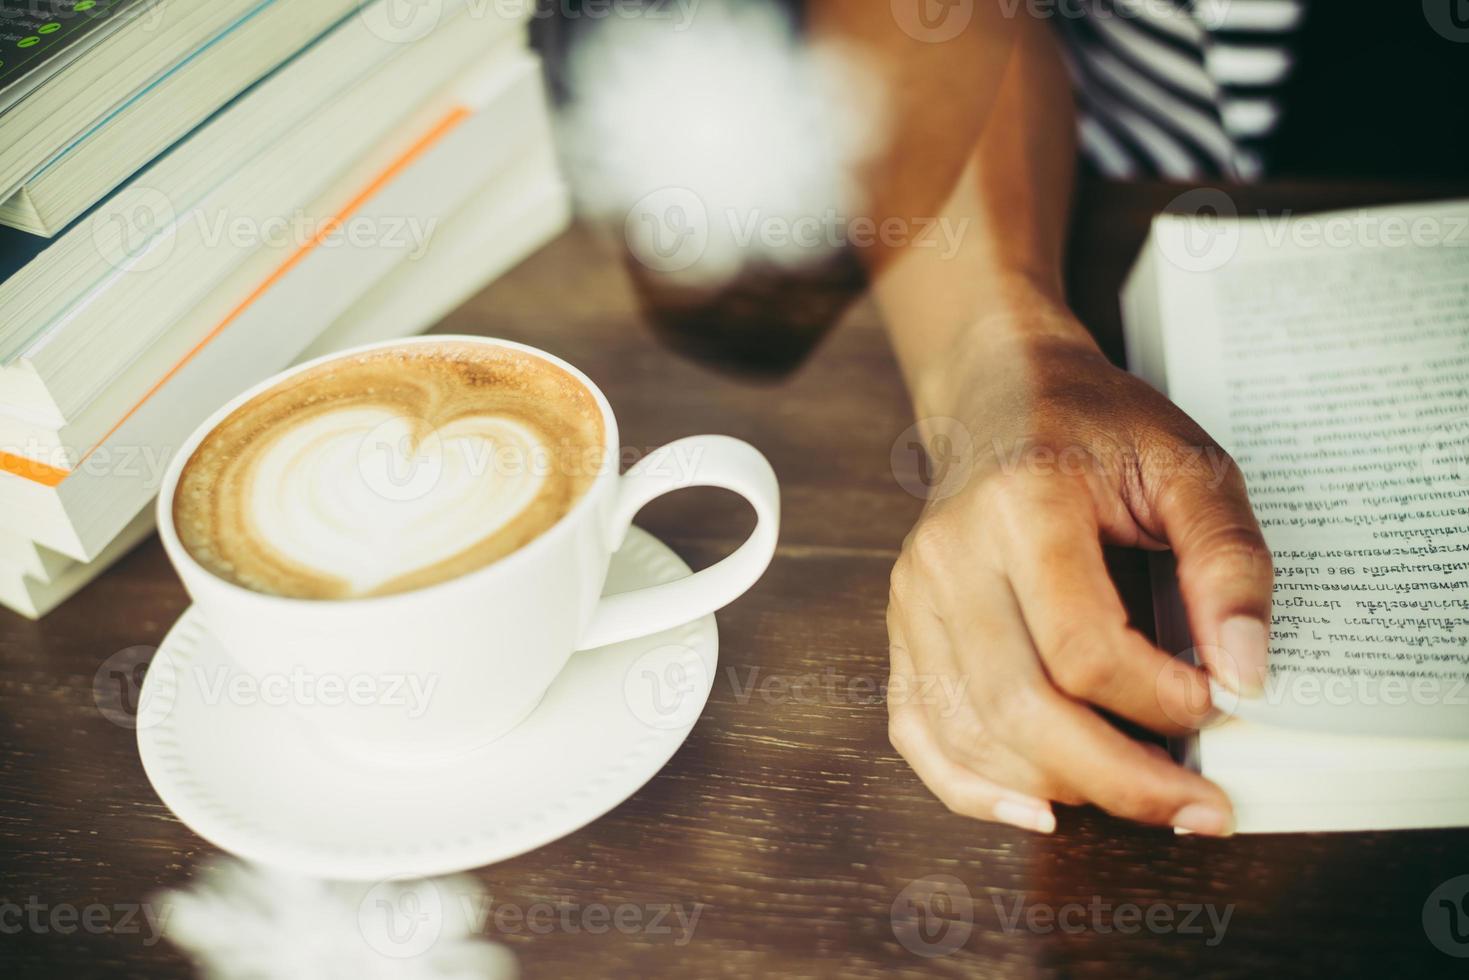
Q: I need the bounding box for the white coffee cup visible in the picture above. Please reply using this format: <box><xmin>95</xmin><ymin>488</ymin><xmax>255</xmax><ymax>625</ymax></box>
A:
<box><xmin>156</xmin><ymin>336</ymin><xmax>779</xmax><ymax>759</ymax></box>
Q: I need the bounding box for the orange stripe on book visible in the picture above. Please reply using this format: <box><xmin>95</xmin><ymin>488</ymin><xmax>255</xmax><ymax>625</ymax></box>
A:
<box><xmin>0</xmin><ymin>450</ymin><xmax>68</xmax><ymax>487</ymax></box>
<box><xmin>1</xmin><ymin>105</ymin><xmax>473</xmax><ymax>489</ymax></box>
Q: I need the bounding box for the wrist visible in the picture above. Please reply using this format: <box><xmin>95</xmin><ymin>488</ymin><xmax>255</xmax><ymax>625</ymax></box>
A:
<box><xmin>912</xmin><ymin>287</ymin><xmax>1099</xmax><ymax>418</ymax></box>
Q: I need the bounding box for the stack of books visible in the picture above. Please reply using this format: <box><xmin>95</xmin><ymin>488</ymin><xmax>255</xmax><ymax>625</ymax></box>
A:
<box><xmin>0</xmin><ymin>0</ymin><xmax>571</xmax><ymax>617</ymax></box>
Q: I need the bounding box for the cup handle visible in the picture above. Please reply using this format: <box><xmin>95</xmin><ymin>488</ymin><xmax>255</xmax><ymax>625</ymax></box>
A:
<box><xmin>577</xmin><ymin>435</ymin><xmax>779</xmax><ymax>650</ymax></box>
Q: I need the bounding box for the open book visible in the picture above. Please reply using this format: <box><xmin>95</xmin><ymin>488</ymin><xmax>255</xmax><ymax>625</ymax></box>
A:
<box><xmin>1122</xmin><ymin>197</ymin><xmax>1469</xmax><ymax>833</ymax></box>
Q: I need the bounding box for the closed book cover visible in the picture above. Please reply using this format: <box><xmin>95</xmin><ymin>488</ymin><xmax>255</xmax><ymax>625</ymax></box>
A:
<box><xmin>0</xmin><ymin>0</ymin><xmax>138</xmax><ymax>100</ymax></box>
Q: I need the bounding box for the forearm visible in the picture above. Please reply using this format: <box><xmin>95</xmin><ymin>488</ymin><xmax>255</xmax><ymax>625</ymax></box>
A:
<box><xmin>811</xmin><ymin>9</ymin><xmax>1089</xmax><ymax>414</ymax></box>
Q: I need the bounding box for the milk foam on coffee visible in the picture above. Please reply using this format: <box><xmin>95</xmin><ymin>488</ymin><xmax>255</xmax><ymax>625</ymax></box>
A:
<box><xmin>173</xmin><ymin>342</ymin><xmax>605</xmax><ymax>599</ymax></box>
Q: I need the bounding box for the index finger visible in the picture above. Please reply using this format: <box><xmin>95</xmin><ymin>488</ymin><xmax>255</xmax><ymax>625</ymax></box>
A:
<box><xmin>997</xmin><ymin>483</ymin><xmax>1215</xmax><ymax>733</ymax></box>
<box><xmin>944</xmin><ymin>584</ymin><xmax>1236</xmax><ymax>835</ymax></box>
<box><xmin>1148</xmin><ymin>451</ymin><xmax>1274</xmax><ymax>697</ymax></box>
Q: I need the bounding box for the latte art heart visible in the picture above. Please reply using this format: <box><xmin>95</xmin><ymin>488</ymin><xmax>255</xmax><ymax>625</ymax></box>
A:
<box><xmin>248</xmin><ymin>409</ymin><xmax>548</xmax><ymax>596</ymax></box>
<box><xmin>174</xmin><ymin>342</ymin><xmax>605</xmax><ymax>599</ymax></box>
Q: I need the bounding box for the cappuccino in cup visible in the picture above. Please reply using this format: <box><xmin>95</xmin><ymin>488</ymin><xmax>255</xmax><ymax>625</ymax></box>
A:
<box><xmin>173</xmin><ymin>341</ymin><xmax>605</xmax><ymax>599</ymax></box>
<box><xmin>157</xmin><ymin>336</ymin><xmax>779</xmax><ymax>757</ymax></box>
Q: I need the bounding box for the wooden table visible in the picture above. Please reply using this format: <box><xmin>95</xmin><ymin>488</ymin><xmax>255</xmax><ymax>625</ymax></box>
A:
<box><xmin>2</xmin><ymin>180</ymin><xmax>1466</xmax><ymax>978</ymax></box>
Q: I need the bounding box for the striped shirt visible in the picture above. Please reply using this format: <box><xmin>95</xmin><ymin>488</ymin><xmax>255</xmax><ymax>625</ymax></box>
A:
<box><xmin>1054</xmin><ymin>0</ymin><xmax>1306</xmax><ymax>181</ymax></box>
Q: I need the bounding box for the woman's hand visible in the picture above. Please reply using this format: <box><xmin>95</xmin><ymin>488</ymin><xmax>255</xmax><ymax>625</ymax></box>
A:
<box><xmin>886</xmin><ymin>323</ymin><xmax>1272</xmax><ymax>835</ymax></box>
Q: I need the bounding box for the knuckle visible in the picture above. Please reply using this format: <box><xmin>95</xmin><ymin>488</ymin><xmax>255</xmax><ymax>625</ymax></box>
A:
<box><xmin>1046</xmin><ymin>631</ymin><xmax>1118</xmax><ymax>699</ymax></box>
<box><xmin>938</xmin><ymin>789</ymin><xmax>986</xmax><ymax>821</ymax></box>
<box><xmin>1029</xmin><ymin>772</ymin><xmax>1084</xmax><ymax>807</ymax></box>
<box><xmin>1051</xmin><ymin>785</ymin><xmax>1087</xmax><ymax>807</ymax></box>
<box><xmin>1098</xmin><ymin>783</ymin><xmax>1177</xmax><ymax>825</ymax></box>
<box><xmin>985</xmin><ymin>473</ymin><xmax>1087</xmax><ymax>548</ymax></box>
<box><xmin>904</xmin><ymin>515</ymin><xmax>958</xmax><ymax>570</ymax></box>
<box><xmin>984</xmin><ymin>676</ymin><xmax>1047</xmax><ymax>732</ymax></box>
<box><xmin>984</xmin><ymin>470</ymin><xmax>1044</xmax><ymax>519</ymax></box>
<box><xmin>1192</xmin><ymin>526</ymin><xmax>1274</xmax><ymax>578</ymax></box>
<box><xmin>886</xmin><ymin>709</ymin><xmax>920</xmax><ymax>758</ymax></box>
<box><xmin>1203</xmin><ymin>446</ymin><xmax>1240</xmax><ymax>477</ymax></box>
<box><xmin>888</xmin><ymin>553</ymin><xmax>917</xmax><ymax>596</ymax></box>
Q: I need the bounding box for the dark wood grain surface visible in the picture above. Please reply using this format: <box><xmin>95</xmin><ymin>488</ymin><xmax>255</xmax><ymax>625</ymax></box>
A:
<box><xmin>2</xmin><ymin>180</ymin><xmax>1467</xmax><ymax>978</ymax></box>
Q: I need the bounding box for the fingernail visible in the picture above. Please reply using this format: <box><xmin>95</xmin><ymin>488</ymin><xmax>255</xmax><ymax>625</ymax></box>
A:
<box><xmin>994</xmin><ymin>800</ymin><xmax>1057</xmax><ymax>834</ymax></box>
<box><xmin>1171</xmin><ymin>803</ymin><xmax>1234</xmax><ymax>837</ymax></box>
<box><xmin>1219</xmin><ymin>616</ymin><xmax>1269</xmax><ymax>698</ymax></box>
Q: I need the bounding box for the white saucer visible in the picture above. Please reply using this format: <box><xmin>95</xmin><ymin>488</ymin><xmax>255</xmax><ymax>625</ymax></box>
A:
<box><xmin>137</xmin><ymin>527</ymin><xmax>717</xmax><ymax>880</ymax></box>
